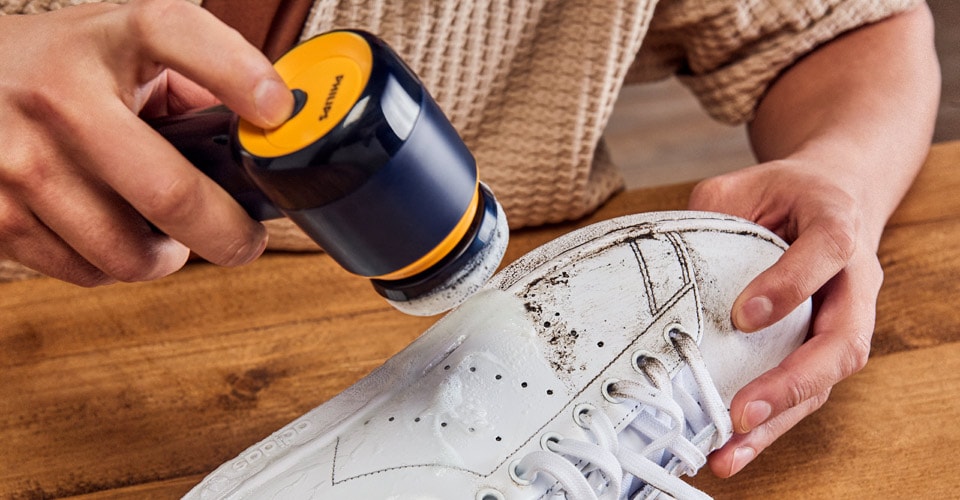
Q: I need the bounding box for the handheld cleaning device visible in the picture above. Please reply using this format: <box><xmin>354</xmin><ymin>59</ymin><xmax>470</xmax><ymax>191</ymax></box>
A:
<box><xmin>150</xmin><ymin>30</ymin><xmax>508</xmax><ymax>316</ymax></box>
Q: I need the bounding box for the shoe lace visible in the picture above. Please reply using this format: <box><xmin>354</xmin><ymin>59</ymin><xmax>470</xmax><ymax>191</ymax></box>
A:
<box><xmin>512</xmin><ymin>328</ymin><xmax>731</xmax><ymax>500</ymax></box>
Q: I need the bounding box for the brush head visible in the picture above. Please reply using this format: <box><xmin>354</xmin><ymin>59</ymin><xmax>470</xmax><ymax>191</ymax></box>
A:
<box><xmin>371</xmin><ymin>184</ymin><xmax>508</xmax><ymax>316</ymax></box>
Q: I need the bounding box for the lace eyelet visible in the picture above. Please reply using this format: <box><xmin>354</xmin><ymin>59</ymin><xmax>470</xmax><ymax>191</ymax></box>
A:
<box><xmin>509</xmin><ymin>459</ymin><xmax>533</xmax><ymax>486</ymax></box>
<box><xmin>601</xmin><ymin>378</ymin><xmax>623</xmax><ymax>403</ymax></box>
<box><xmin>476</xmin><ymin>488</ymin><xmax>505</xmax><ymax>500</ymax></box>
<box><xmin>664</xmin><ymin>322</ymin><xmax>688</xmax><ymax>342</ymax></box>
<box><xmin>572</xmin><ymin>403</ymin><xmax>596</xmax><ymax>428</ymax></box>
<box><xmin>540</xmin><ymin>432</ymin><xmax>563</xmax><ymax>451</ymax></box>
<box><xmin>631</xmin><ymin>349</ymin><xmax>656</xmax><ymax>373</ymax></box>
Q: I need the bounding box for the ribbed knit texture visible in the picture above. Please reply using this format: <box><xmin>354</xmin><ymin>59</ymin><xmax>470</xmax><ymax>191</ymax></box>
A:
<box><xmin>0</xmin><ymin>0</ymin><xmax>918</xmax><ymax>279</ymax></box>
<box><xmin>632</xmin><ymin>0</ymin><xmax>920</xmax><ymax>124</ymax></box>
<box><xmin>303</xmin><ymin>0</ymin><xmax>652</xmax><ymax>230</ymax></box>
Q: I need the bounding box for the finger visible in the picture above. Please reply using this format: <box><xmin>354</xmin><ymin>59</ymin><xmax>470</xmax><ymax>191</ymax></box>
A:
<box><xmin>140</xmin><ymin>69</ymin><xmax>220</xmax><ymax>118</ymax></box>
<box><xmin>732</xmin><ymin>213</ymin><xmax>858</xmax><ymax>332</ymax></box>
<box><xmin>106</xmin><ymin>0</ymin><xmax>293</xmax><ymax>127</ymax></box>
<box><xmin>727</xmin><ymin>256</ymin><xmax>881</xmax><ymax>434</ymax></box>
<box><xmin>708</xmin><ymin>389</ymin><xmax>831</xmax><ymax>478</ymax></box>
<box><xmin>164</xmin><ymin>69</ymin><xmax>220</xmax><ymax>114</ymax></box>
<box><xmin>729</xmin><ymin>313</ymin><xmax>869</xmax><ymax>436</ymax></box>
<box><xmin>66</xmin><ymin>99</ymin><xmax>268</xmax><ymax>267</ymax></box>
<box><xmin>687</xmin><ymin>172</ymin><xmax>761</xmax><ymax>217</ymax></box>
<box><xmin>0</xmin><ymin>193</ymin><xmax>114</xmax><ymax>287</ymax></box>
<box><xmin>23</xmin><ymin>160</ymin><xmax>191</xmax><ymax>282</ymax></box>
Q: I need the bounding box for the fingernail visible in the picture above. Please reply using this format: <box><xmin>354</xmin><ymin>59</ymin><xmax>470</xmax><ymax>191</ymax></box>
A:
<box><xmin>248</xmin><ymin>232</ymin><xmax>269</xmax><ymax>263</ymax></box>
<box><xmin>729</xmin><ymin>446</ymin><xmax>757</xmax><ymax>476</ymax></box>
<box><xmin>254</xmin><ymin>79</ymin><xmax>292</xmax><ymax>127</ymax></box>
<box><xmin>741</xmin><ymin>400</ymin><xmax>772</xmax><ymax>432</ymax></box>
<box><xmin>735</xmin><ymin>296</ymin><xmax>773</xmax><ymax>332</ymax></box>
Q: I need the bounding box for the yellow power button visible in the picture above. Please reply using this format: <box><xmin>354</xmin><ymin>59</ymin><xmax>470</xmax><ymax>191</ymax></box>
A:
<box><xmin>238</xmin><ymin>31</ymin><xmax>373</xmax><ymax>158</ymax></box>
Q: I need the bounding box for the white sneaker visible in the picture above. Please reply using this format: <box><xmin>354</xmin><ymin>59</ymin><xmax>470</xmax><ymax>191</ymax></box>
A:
<box><xmin>184</xmin><ymin>211</ymin><xmax>811</xmax><ymax>500</ymax></box>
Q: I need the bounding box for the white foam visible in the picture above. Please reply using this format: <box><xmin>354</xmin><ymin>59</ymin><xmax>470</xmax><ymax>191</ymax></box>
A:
<box><xmin>388</xmin><ymin>202</ymin><xmax>509</xmax><ymax>316</ymax></box>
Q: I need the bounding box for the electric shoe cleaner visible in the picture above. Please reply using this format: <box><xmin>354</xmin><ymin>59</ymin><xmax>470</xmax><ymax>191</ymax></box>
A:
<box><xmin>151</xmin><ymin>30</ymin><xmax>508</xmax><ymax>316</ymax></box>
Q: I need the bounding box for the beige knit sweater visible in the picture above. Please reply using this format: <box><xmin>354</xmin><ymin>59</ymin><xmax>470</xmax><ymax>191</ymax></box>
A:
<box><xmin>0</xmin><ymin>0</ymin><xmax>918</xmax><ymax>282</ymax></box>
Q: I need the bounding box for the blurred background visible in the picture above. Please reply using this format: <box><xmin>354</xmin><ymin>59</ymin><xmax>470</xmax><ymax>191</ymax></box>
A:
<box><xmin>605</xmin><ymin>0</ymin><xmax>959</xmax><ymax>189</ymax></box>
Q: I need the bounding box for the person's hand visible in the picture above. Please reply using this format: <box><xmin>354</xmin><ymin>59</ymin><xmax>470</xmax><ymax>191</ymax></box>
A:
<box><xmin>687</xmin><ymin>157</ymin><xmax>885</xmax><ymax>477</ymax></box>
<box><xmin>0</xmin><ymin>0</ymin><xmax>293</xmax><ymax>286</ymax></box>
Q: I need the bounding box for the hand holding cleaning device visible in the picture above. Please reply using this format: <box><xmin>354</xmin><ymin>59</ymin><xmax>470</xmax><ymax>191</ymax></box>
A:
<box><xmin>151</xmin><ymin>30</ymin><xmax>508</xmax><ymax>316</ymax></box>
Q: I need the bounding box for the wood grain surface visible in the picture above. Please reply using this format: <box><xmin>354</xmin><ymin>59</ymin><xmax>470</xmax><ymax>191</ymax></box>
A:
<box><xmin>2</xmin><ymin>142</ymin><xmax>958</xmax><ymax>499</ymax></box>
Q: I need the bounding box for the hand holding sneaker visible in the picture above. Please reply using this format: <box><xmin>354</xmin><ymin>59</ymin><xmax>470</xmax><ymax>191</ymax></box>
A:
<box><xmin>687</xmin><ymin>4</ymin><xmax>940</xmax><ymax>478</ymax></box>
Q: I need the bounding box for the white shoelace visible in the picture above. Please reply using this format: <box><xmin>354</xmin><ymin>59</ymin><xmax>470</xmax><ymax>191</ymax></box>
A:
<box><xmin>513</xmin><ymin>329</ymin><xmax>730</xmax><ymax>500</ymax></box>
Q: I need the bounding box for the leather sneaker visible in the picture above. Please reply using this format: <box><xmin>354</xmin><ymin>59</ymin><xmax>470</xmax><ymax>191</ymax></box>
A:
<box><xmin>185</xmin><ymin>211</ymin><xmax>811</xmax><ymax>500</ymax></box>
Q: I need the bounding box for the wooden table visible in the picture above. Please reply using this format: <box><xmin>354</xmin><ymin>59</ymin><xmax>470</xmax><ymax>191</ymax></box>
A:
<box><xmin>2</xmin><ymin>142</ymin><xmax>958</xmax><ymax>499</ymax></box>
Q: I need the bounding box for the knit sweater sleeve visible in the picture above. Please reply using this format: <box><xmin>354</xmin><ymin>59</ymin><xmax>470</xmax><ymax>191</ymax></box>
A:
<box><xmin>629</xmin><ymin>0</ymin><xmax>922</xmax><ymax>125</ymax></box>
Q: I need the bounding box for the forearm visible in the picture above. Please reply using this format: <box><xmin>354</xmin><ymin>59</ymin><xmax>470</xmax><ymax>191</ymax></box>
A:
<box><xmin>748</xmin><ymin>3</ymin><xmax>940</xmax><ymax>248</ymax></box>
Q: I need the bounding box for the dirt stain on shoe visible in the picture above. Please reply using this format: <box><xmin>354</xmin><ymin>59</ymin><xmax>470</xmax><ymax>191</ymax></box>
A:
<box><xmin>517</xmin><ymin>264</ymin><xmax>593</xmax><ymax>378</ymax></box>
<box><xmin>544</xmin><ymin>324</ymin><xmax>587</xmax><ymax>375</ymax></box>
<box><xmin>522</xmin><ymin>299</ymin><xmax>582</xmax><ymax>377</ymax></box>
